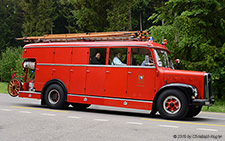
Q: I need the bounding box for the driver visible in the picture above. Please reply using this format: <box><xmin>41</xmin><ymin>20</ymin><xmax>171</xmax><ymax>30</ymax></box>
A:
<box><xmin>141</xmin><ymin>55</ymin><xmax>154</xmax><ymax>66</ymax></box>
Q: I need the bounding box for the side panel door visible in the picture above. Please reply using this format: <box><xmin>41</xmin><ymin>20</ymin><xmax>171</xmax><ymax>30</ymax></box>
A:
<box><xmin>85</xmin><ymin>66</ymin><xmax>106</xmax><ymax>96</ymax></box>
<box><xmin>52</xmin><ymin>47</ymin><xmax>72</xmax><ymax>87</ymax></box>
<box><xmin>34</xmin><ymin>48</ymin><xmax>54</xmax><ymax>91</ymax></box>
<box><xmin>68</xmin><ymin>48</ymin><xmax>89</xmax><ymax>94</ymax></box>
<box><xmin>105</xmin><ymin>67</ymin><xmax>127</xmax><ymax>98</ymax></box>
<box><xmin>127</xmin><ymin>67</ymin><xmax>156</xmax><ymax>100</ymax></box>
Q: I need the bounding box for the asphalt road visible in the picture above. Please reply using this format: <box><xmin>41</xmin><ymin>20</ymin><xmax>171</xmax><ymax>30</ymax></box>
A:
<box><xmin>0</xmin><ymin>93</ymin><xmax>224</xmax><ymax>141</ymax></box>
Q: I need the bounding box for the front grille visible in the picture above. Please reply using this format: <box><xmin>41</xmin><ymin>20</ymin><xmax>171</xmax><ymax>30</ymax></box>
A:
<box><xmin>204</xmin><ymin>73</ymin><xmax>213</xmax><ymax>99</ymax></box>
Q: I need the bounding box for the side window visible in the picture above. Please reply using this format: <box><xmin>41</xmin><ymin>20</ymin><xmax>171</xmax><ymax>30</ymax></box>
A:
<box><xmin>109</xmin><ymin>48</ymin><xmax>127</xmax><ymax>65</ymax></box>
<box><xmin>89</xmin><ymin>48</ymin><xmax>106</xmax><ymax>65</ymax></box>
<box><xmin>130</xmin><ymin>48</ymin><xmax>153</xmax><ymax>66</ymax></box>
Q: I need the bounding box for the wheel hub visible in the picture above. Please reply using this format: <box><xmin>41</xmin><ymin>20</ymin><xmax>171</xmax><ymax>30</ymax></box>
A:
<box><xmin>170</xmin><ymin>103</ymin><xmax>174</xmax><ymax>107</ymax></box>
<box><xmin>163</xmin><ymin>96</ymin><xmax>181</xmax><ymax>114</ymax></box>
<box><xmin>48</xmin><ymin>89</ymin><xmax>60</xmax><ymax>105</ymax></box>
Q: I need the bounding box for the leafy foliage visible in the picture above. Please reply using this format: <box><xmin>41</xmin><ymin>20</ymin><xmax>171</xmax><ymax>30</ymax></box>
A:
<box><xmin>20</xmin><ymin>0</ymin><xmax>57</xmax><ymax>36</ymax></box>
<box><xmin>0</xmin><ymin>47</ymin><xmax>24</xmax><ymax>82</ymax></box>
<box><xmin>0</xmin><ymin>0</ymin><xmax>23</xmax><ymax>53</ymax></box>
<box><xmin>149</xmin><ymin>0</ymin><xmax>225</xmax><ymax>98</ymax></box>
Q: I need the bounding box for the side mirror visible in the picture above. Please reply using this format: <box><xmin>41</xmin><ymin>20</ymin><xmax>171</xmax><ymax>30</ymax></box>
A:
<box><xmin>175</xmin><ymin>59</ymin><xmax>180</xmax><ymax>64</ymax></box>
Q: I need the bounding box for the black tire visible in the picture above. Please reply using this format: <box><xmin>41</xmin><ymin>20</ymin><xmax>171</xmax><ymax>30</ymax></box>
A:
<box><xmin>149</xmin><ymin>106</ymin><xmax>157</xmax><ymax>117</ymax></box>
<box><xmin>157</xmin><ymin>89</ymin><xmax>189</xmax><ymax>119</ymax></box>
<box><xmin>44</xmin><ymin>84</ymin><xmax>68</xmax><ymax>109</ymax></box>
<box><xmin>71</xmin><ymin>103</ymin><xmax>91</xmax><ymax>110</ymax></box>
<box><xmin>185</xmin><ymin>105</ymin><xmax>202</xmax><ymax>118</ymax></box>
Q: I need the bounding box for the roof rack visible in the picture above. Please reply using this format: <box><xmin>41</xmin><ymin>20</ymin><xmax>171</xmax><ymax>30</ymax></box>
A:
<box><xmin>16</xmin><ymin>31</ymin><xmax>150</xmax><ymax>43</ymax></box>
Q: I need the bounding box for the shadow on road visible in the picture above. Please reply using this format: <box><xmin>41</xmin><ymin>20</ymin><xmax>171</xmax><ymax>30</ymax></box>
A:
<box><xmin>14</xmin><ymin>103</ymin><xmax>212</xmax><ymax>122</ymax></box>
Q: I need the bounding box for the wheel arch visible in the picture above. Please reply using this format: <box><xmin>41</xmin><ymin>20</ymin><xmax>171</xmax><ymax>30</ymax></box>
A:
<box><xmin>41</xmin><ymin>79</ymin><xmax>68</xmax><ymax>103</ymax></box>
<box><xmin>152</xmin><ymin>83</ymin><xmax>196</xmax><ymax>111</ymax></box>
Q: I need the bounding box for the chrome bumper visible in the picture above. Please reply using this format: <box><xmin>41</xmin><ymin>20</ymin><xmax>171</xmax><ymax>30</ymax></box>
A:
<box><xmin>191</xmin><ymin>97</ymin><xmax>214</xmax><ymax>106</ymax></box>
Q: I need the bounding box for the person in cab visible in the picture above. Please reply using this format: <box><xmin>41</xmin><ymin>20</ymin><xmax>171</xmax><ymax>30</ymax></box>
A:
<box><xmin>91</xmin><ymin>53</ymin><xmax>102</xmax><ymax>64</ymax></box>
<box><xmin>112</xmin><ymin>53</ymin><xmax>126</xmax><ymax>65</ymax></box>
<box><xmin>141</xmin><ymin>55</ymin><xmax>154</xmax><ymax>66</ymax></box>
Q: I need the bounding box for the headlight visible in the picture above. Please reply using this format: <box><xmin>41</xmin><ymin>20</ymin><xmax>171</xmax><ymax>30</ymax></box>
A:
<box><xmin>193</xmin><ymin>88</ymin><xmax>198</xmax><ymax>97</ymax></box>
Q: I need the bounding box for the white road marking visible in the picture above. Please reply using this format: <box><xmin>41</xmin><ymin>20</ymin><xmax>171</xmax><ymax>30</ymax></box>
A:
<box><xmin>196</xmin><ymin>128</ymin><xmax>218</xmax><ymax>132</ymax></box>
<box><xmin>94</xmin><ymin>119</ymin><xmax>109</xmax><ymax>121</ymax></box>
<box><xmin>32</xmin><ymin>102</ymin><xmax>41</xmax><ymax>104</ymax></box>
<box><xmin>126</xmin><ymin>122</ymin><xmax>143</xmax><ymax>125</ymax></box>
<box><xmin>67</xmin><ymin>116</ymin><xmax>81</xmax><ymax>119</ymax></box>
<box><xmin>201</xmin><ymin>116</ymin><xmax>225</xmax><ymax>121</ymax></box>
<box><xmin>1</xmin><ymin>109</ymin><xmax>11</xmax><ymax>111</ymax></box>
<box><xmin>159</xmin><ymin>125</ymin><xmax>178</xmax><ymax>128</ymax></box>
<box><xmin>41</xmin><ymin>113</ymin><xmax>56</xmax><ymax>116</ymax></box>
<box><xmin>20</xmin><ymin>111</ymin><xmax>32</xmax><ymax>114</ymax></box>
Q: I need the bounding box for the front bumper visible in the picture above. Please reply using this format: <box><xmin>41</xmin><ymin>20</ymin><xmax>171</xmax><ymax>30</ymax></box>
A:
<box><xmin>191</xmin><ymin>97</ymin><xmax>214</xmax><ymax>106</ymax></box>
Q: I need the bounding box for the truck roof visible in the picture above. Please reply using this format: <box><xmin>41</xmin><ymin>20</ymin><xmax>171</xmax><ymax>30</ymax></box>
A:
<box><xmin>24</xmin><ymin>41</ymin><xmax>170</xmax><ymax>53</ymax></box>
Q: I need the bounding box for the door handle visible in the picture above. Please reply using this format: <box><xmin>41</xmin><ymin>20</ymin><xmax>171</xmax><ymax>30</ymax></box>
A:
<box><xmin>86</xmin><ymin>70</ymin><xmax>90</xmax><ymax>73</ymax></box>
<box><xmin>106</xmin><ymin>71</ymin><xmax>109</xmax><ymax>73</ymax></box>
<box><xmin>70</xmin><ymin>69</ymin><xmax>73</xmax><ymax>72</ymax></box>
<box><xmin>128</xmin><ymin>72</ymin><xmax>132</xmax><ymax>74</ymax></box>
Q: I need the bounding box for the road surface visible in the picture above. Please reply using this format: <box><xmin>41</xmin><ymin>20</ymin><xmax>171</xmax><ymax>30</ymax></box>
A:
<box><xmin>0</xmin><ymin>93</ymin><xmax>224</xmax><ymax>140</ymax></box>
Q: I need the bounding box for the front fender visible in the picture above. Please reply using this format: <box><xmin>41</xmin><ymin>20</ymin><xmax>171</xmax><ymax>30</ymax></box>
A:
<box><xmin>155</xmin><ymin>83</ymin><xmax>197</xmax><ymax>104</ymax></box>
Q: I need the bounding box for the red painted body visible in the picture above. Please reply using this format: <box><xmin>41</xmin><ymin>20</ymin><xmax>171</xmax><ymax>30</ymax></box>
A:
<box><xmin>18</xmin><ymin>41</ymin><xmax>210</xmax><ymax>111</ymax></box>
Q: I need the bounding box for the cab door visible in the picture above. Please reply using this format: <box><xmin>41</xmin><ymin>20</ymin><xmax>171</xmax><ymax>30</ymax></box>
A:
<box><xmin>127</xmin><ymin>48</ymin><xmax>156</xmax><ymax>100</ymax></box>
<box><xmin>127</xmin><ymin>67</ymin><xmax>155</xmax><ymax>100</ymax></box>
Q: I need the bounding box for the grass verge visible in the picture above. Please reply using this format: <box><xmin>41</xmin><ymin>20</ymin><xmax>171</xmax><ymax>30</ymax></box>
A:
<box><xmin>202</xmin><ymin>98</ymin><xmax>225</xmax><ymax>113</ymax></box>
<box><xmin>0</xmin><ymin>82</ymin><xmax>8</xmax><ymax>94</ymax></box>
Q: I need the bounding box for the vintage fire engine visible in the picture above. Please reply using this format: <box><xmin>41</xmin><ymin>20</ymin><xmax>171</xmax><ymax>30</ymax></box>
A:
<box><xmin>8</xmin><ymin>31</ymin><xmax>214</xmax><ymax>119</ymax></box>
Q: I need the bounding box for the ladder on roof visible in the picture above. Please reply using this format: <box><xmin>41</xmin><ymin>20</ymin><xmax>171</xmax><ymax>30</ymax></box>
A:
<box><xmin>16</xmin><ymin>31</ymin><xmax>150</xmax><ymax>43</ymax></box>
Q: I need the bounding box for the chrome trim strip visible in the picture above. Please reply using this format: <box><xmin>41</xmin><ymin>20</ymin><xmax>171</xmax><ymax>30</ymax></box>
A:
<box><xmin>37</xmin><ymin>63</ymin><xmax>156</xmax><ymax>69</ymax></box>
<box><xmin>67</xmin><ymin>94</ymin><xmax>153</xmax><ymax>103</ymax></box>
<box><xmin>19</xmin><ymin>91</ymin><xmax>41</xmax><ymax>94</ymax></box>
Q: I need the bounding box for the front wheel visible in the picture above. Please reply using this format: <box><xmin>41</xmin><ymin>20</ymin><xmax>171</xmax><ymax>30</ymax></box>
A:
<box><xmin>157</xmin><ymin>89</ymin><xmax>189</xmax><ymax>119</ymax></box>
<box><xmin>44</xmin><ymin>84</ymin><xmax>68</xmax><ymax>109</ymax></box>
<box><xmin>185</xmin><ymin>105</ymin><xmax>202</xmax><ymax>118</ymax></box>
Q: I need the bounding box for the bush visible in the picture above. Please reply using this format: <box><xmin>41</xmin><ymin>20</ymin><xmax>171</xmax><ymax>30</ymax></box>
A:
<box><xmin>0</xmin><ymin>47</ymin><xmax>24</xmax><ymax>82</ymax></box>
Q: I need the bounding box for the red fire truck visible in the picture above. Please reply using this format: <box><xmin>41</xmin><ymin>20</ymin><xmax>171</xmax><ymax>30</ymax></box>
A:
<box><xmin>9</xmin><ymin>31</ymin><xmax>214</xmax><ymax>119</ymax></box>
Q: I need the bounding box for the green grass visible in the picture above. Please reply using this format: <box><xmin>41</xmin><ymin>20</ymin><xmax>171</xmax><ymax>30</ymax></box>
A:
<box><xmin>202</xmin><ymin>98</ymin><xmax>225</xmax><ymax>113</ymax></box>
<box><xmin>0</xmin><ymin>82</ymin><xmax>8</xmax><ymax>94</ymax></box>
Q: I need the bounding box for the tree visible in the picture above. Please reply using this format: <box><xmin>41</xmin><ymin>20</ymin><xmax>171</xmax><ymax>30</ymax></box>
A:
<box><xmin>0</xmin><ymin>0</ymin><xmax>23</xmax><ymax>53</ymax></box>
<box><xmin>149</xmin><ymin>0</ymin><xmax>225</xmax><ymax>98</ymax></box>
<box><xmin>53</xmin><ymin>0</ymin><xmax>77</xmax><ymax>33</ymax></box>
<box><xmin>131</xmin><ymin>0</ymin><xmax>154</xmax><ymax>31</ymax></box>
<box><xmin>0</xmin><ymin>47</ymin><xmax>24</xmax><ymax>82</ymax></box>
<box><xmin>20</xmin><ymin>0</ymin><xmax>57</xmax><ymax>36</ymax></box>
<box><xmin>71</xmin><ymin>0</ymin><xmax>111</xmax><ymax>32</ymax></box>
<box><xmin>106</xmin><ymin>0</ymin><xmax>135</xmax><ymax>31</ymax></box>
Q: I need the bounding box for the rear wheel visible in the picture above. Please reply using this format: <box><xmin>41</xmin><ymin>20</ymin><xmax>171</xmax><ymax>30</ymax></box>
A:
<box><xmin>157</xmin><ymin>89</ymin><xmax>189</xmax><ymax>119</ymax></box>
<box><xmin>186</xmin><ymin>105</ymin><xmax>202</xmax><ymax>118</ymax></box>
<box><xmin>44</xmin><ymin>84</ymin><xmax>68</xmax><ymax>109</ymax></box>
<box><xmin>71</xmin><ymin>103</ymin><xmax>91</xmax><ymax>110</ymax></box>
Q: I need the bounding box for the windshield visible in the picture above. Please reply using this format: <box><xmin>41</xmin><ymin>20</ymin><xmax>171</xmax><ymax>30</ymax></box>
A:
<box><xmin>154</xmin><ymin>49</ymin><xmax>173</xmax><ymax>68</ymax></box>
